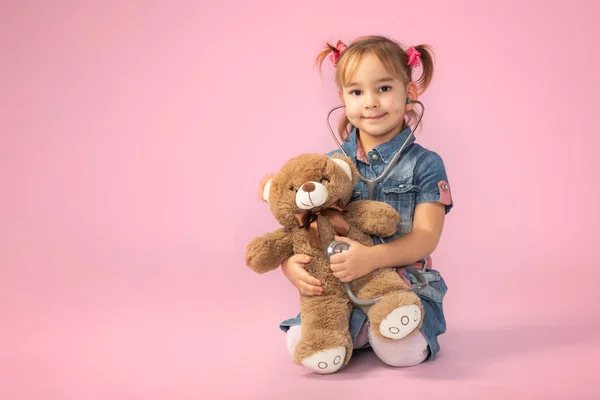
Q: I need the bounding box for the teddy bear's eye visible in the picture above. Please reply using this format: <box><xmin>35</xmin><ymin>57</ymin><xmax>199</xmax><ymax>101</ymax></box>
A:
<box><xmin>320</xmin><ymin>177</ymin><xmax>330</xmax><ymax>184</ymax></box>
<box><xmin>289</xmin><ymin>185</ymin><xmax>297</xmax><ymax>192</ymax></box>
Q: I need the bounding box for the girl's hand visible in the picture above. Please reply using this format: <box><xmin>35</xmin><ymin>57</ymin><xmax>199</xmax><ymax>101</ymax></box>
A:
<box><xmin>329</xmin><ymin>236</ymin><xmax>376</xmax><ymax>282</ymax></box>
<box><xmin>281</xmin><ymin>254</ymin><xmax>323</xmax><ymax>296</ymax></box>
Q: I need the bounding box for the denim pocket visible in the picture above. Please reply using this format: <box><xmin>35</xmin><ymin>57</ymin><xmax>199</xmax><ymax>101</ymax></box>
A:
<box><xmin>381</xmin><ymin>180</ymin><xmax>420</xmax><ymax>234</ymax></box>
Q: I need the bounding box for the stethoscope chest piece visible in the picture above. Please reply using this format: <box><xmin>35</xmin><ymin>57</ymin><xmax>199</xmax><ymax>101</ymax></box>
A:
<box><xmin>326</xmin><ymin>241</ymin><xmax>350</xmax><ymax>258</ymax></box>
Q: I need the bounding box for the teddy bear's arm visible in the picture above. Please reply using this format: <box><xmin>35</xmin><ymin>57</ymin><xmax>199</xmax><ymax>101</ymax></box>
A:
<box><xmin>245</xmin><ymin>228</ymin><xmax>294</xmax><ymax>274</ymax></box>
<box><xmin>346</xmin><ymin>200</ymin><xmax>400</xmax><ymax>237</ymax></box>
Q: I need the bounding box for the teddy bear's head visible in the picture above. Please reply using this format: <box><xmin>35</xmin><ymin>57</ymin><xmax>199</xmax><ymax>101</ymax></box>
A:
<box><xmin>260</xmin><ymin>153</ymin><xmax>358</xmax><ymax>228</ymax></box>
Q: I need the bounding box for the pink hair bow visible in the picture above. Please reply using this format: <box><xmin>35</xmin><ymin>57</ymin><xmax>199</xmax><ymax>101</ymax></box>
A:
<box><xmin>329</xmin><ymin>40</ymin><xmax>347</xmax><ymax>67</ymax></box>
<box><xmin>405</xmin><ymin>46</ymin><xmax>421</xmax><ymax>68</ymax></box>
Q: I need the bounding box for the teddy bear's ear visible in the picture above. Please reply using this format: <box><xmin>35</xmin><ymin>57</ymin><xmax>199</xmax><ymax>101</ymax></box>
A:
<box><xmin>331</xmin><ymin>154</ymin><xmax>356</xmax><ymax>183</ymax></box>
<box><xmin>259</xmin><ymin>174</ymin><xmax>274</xmax><ymax>203</ymax></box>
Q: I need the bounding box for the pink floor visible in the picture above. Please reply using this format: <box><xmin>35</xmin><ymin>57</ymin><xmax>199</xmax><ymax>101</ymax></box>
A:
<box><xmin>2</xmin><ymin>281</ymin><xmax>599</xmax><ymax>399</ymax></box>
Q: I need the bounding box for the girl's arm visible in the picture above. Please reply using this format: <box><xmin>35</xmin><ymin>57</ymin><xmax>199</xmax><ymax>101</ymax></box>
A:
<box><xmin>370</xmin><ymin>201</ymin><xmax>446</xmax><ymax>270</ymax></box>
<box><xmin>330</xmin><ymin>152</ymin><xmax>452</xmax><ymax>282</ymax></box>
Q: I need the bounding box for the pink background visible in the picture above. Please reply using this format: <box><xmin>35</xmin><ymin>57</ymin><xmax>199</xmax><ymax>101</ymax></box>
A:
<box><xmin>1</xmin><ymin>1</ymin><xmax>599</xmax><ymax>398</ymax></box>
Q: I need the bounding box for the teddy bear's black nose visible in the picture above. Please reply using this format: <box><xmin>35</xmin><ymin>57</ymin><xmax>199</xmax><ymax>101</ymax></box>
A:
<box><xmin>302</xmin><ymin>182</ymin><xmax>316</xmax><ymax>193</ymax></box>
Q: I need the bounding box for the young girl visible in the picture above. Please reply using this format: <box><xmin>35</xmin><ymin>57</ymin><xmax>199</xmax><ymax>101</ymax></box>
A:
<box><xmin>279</xmin><ymin>35</ymin><xmax>453</xmax><ymax>369</ymax></box>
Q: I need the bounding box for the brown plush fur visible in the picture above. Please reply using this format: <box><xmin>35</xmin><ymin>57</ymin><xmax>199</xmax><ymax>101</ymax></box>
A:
<box><xmin>245</xmin><ymin>153</ymin><xmax>423</xmax><ymax>371</ymax></box>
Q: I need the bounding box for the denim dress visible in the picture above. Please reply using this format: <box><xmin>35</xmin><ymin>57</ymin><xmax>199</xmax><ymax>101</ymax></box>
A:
<box><xmin>279</xmin><ymin>126</ymin><xmax>453</xmax><ymax>360</ymax></box>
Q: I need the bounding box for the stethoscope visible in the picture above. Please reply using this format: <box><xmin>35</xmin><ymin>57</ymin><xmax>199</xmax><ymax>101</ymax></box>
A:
<box><xmin>325</xmin><ymin>98</ymin><xmax>429</xmax><ymax>306</ymax></box>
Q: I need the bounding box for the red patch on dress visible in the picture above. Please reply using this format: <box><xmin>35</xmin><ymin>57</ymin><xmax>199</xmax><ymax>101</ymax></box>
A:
<box><xmin>437</xmin><ymin>180</ymin><xmax>452</xmax><ymax>206</ymax></box>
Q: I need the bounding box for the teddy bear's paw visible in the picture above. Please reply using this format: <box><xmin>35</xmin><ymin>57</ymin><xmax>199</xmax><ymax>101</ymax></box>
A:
<box><xmin>301</xmin><ymin>346</ymin><xmax>346</xmax><ymax>374</ymax></box>
<box><xmin>380</xmin><ymin>304</ymin><xmax>422</xmax><ymax>340</ymax></box>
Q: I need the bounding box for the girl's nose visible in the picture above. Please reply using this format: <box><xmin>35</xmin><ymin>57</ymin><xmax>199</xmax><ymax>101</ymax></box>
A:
<box><xmin>364</xmin><ymin>93</ymin><xmax>379</xmax><ymax>108</ymax></box>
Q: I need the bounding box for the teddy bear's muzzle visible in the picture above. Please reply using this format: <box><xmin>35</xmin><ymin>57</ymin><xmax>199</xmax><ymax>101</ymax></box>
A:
<box><xmin>296</xmin><ymin>181</ymin><xmax>329</xmax><ymax>210</ymax></box>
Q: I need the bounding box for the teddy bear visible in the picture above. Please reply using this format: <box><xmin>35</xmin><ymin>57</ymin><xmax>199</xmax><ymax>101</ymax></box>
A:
<box><xmin>245</xmin><ymin>153</ymin><xmax>424</xmax><ymax>374</ymax></box>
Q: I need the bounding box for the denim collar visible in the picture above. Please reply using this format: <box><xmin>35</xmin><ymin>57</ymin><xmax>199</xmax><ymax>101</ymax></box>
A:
<box><xmin>342</xmin><ymin>126</ymin><xmax>415</xmax><ymax>164</ymax></box>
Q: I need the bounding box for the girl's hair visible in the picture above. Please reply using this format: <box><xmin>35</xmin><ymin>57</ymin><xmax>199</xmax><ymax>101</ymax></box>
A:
<box><xmin>316</xmin><ymin>35</ymin><xmax>435</xmax><ymax>141</ymax></box>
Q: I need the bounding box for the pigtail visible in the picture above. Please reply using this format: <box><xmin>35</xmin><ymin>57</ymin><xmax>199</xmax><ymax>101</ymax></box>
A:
<box><xmin>315</xmin><ymin>43</ymin><xmax>339</xmax><ymax>73</ymax></box>
<box><xmin>315</xmin><ymin>41</ymin><xmax>352</xmax><ymax>141</ymax></box>
<box><xmin>411</xmin><ymin>44</ymin><xmax>435</xmax><ymax>94</ymax></box>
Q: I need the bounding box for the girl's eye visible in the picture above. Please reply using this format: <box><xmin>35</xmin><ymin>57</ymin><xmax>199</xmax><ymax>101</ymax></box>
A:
<box><xmin>350</xmin><ymin>90</ymin><xmax>362</xmax><ymax>96</ymax></box>
<box><xmin>320</xmin><ymin>177</ymin><xmax>330</xmax><ymax>184</ymax></box>
<box><xmin>380</xmin><ymin>86</ymin><xmax>392</xmax><ymax>92</ymax></box>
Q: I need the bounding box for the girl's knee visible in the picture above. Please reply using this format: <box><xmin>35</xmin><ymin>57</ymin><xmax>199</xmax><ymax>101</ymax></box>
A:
<box><xmin>368</xmin><ymin>328</ymin><xmax>429</xmax><ymax>367</ymax></box>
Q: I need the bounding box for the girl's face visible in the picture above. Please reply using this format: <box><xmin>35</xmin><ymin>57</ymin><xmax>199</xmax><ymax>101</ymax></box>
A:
<box><xmin>339</xmin><ymin>53</ymin><xmax>417</xmax><ymax>144</ymax></box>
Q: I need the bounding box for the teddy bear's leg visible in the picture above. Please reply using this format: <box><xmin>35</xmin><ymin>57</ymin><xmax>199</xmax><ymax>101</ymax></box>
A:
<box><xmin>373</xmin><ymin>298</ymin><xmax>422</xmax><ymax>340</ymax></box>
<box><xmin>287</xmin><ymin>323</ymin><xmax>370</xmax><ymax>356</ymax></box>
<box><xmin>352</xmin><ymin>269</ymin><xmax>424</xmax><ymax>341</ymax></box>
<box><xmin>293</xmin><ymin>294</ymin><xmax>353</xmax><ymax>374</ymax></box>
